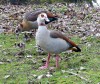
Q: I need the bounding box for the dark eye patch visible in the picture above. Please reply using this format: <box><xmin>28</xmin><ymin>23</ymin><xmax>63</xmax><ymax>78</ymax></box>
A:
<box><xmin>41</xmin><ymin>14</ymin><xmax>44</xmax><ymax>17</ymax></box>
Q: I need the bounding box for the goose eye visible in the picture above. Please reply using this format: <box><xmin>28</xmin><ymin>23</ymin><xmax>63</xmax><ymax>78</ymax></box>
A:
<box><xmin>41</xmin><ymin>14</ymin><xmax>44</xmax><ymax>17</ymax></box>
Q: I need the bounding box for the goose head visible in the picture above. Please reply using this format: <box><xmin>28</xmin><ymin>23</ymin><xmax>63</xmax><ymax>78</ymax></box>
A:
<box><xmin>37</xmin><ymin>13</ymin><xmax>50</xmax><ymax>25</ymax></box>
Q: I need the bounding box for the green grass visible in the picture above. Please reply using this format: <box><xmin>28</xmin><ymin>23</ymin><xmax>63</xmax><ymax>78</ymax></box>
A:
<box><xmin>0</xmin><ymin>33</ymin><xmax>100</xmax><ymax>84</ymax></box>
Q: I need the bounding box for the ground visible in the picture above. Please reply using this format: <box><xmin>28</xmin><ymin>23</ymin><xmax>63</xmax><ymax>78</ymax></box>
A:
<box><xmin>0</xmin><ymin>33</ymin><xmax>100</xmax><ymax>84</ymax></box>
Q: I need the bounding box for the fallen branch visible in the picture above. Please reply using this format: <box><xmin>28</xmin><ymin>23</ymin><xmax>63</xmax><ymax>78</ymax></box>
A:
<box><xmin>65</xmin><ymin>70</ymin><xmax>91</xmax><ymax>83</ymax></box>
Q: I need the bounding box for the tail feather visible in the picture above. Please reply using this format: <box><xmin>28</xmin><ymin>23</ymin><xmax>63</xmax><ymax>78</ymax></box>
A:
<box><xmin>72</xmin><ymin>46</ymin><xmax>81</xmax><ymax>52</ymax></box>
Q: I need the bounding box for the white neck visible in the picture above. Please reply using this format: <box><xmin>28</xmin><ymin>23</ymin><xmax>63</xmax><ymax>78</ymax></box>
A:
<box><xmin>38</xmin><ymin>25</ymin><xmax>47</xmax><ymax>30</ymax></box>
<box><xmin>37</xmin><ymin>17</ymin><xmax>45</xmax><ymax>26</ymax></box>
<box><xmin>37</xmin><ymin>16</ymin><xmax>49</xmax><ymax>35</ymax></box>
<box><xmin>36</xmin><ymin>25</ymin><xmax>49</xmax><ymax>42</ymax></box>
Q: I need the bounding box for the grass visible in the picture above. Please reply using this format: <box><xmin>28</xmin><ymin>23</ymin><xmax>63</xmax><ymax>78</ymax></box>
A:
<box><xmin>0</xmin><ymin>33</ymin><xmax>100</xmax><ymax>84</ymax></box>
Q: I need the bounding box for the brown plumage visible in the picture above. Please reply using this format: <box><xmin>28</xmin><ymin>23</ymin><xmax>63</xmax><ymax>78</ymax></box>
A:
<box><xmin>50</xmin><ymin>31</ymin><xmax>81</xmax><ymax>52</ymax></box>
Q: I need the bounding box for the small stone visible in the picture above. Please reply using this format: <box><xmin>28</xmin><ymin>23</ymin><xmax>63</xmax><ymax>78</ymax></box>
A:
<box><xmin>0</xmin><ymin>62</ymin><xmax>4</xmax><ymax>64</ymax></box>
<box><xmin>37</xmin><ymin>75</ymin><xmax>43</xmax><ymax>80</ymax></box>
<box><xmin>95</xmin><ymin>33</ymin><xmax>100</xmax><ymax>37</ymax></box>
<box><xmin>80</xmin><ymin>66</ymin><xmax>86</xmax><ymax>71</ymax></box>
<box><xmin>86</xmin><ymin>42</ymin><xmax>91</xmax><ymax>47</ymax></box>
<box><xmin>46</xmin><ymin>72</ymin><xmax>52</xmax><ymax>78</ymax></box>
<box><xmin>37</xmin><ymin>75</ymin><xmax>45</xmax><ymax>80</ymax></box>
<box><xmin>26</xmin><ymin>55</ymin><xmax>32</xmax><ymax>58</ymax></box>
<box><xmin>4</xmin><ymin>75</ymin><xmax>10</xmax><ymax>79</ymax></box>
<box><xmin>61</xmin><ymin>70</ymin><xmax>66</xmax><ymax>73</ymax></box>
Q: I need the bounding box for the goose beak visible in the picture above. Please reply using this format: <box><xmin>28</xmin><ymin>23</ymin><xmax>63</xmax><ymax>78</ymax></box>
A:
<box><xmin>45</xmin><ymin>17</ymin><xmax>50</xmax><ymax>22</ymax></box>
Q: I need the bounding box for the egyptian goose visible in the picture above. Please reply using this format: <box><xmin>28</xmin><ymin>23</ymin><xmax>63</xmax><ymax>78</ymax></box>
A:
<box><xmin>20</xmin><ymin>10</ymin><xmax>58</xmax><ymax>31</ymax></box>
<box><xmin>36</xmin><ymin>13</ymin><xmax>81</xmax><ymax>69</ymax></box>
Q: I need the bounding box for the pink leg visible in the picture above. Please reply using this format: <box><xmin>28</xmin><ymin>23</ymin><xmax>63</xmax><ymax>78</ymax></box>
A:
<box><xmin>39</xmin><ymin>53</ymin><xmax>51</xmax><ymax>69</ymax></box>
<box><xmin>55</xmin><ymin>55</ymin><xmax>60</xmax><ymax>68</ymax></box>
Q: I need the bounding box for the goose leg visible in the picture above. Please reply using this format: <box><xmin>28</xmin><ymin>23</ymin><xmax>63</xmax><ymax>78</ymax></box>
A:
<box><xmin>39</xmin><ymin>53</ymin><xmax>51</xmax><ymax>69</ymax></box>
<box><xmin>55</xmin><ymin>55</ymin><xmax>60</xmax><ymax>68</ymax></box>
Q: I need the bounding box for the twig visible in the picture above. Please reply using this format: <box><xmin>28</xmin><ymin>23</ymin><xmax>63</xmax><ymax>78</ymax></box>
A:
<box><xmin>65</xmin><ymin>71</ymin><xmax>91</xmax><ymax>83</ymax></box>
